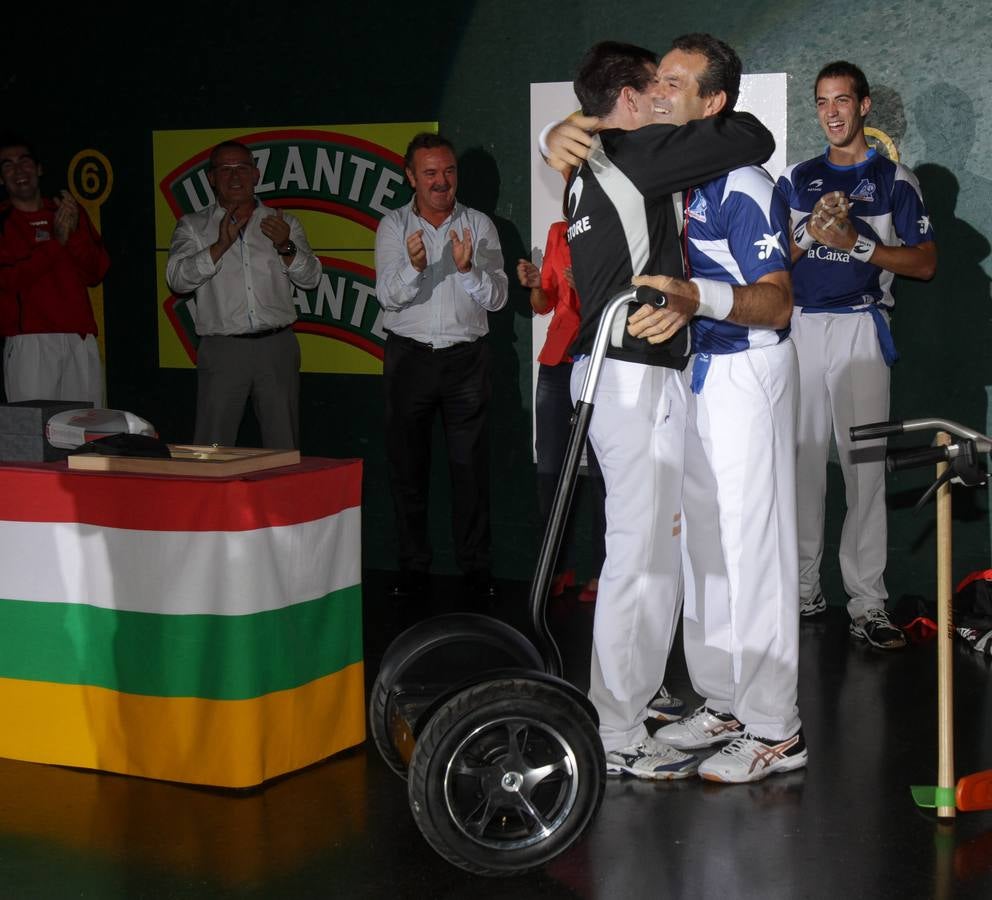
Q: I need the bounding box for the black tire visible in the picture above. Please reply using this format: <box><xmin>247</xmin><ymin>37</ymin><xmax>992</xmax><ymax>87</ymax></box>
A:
<box><xmin>368</xmin><ymin>669</ymin><xmax>411</xmax><ymax>779</ymax></box>
<box><xmin>407</xmin><ymin>678</ymin><xmax>605</xmax><ymax>877</ymax></box>
<box><xmin>368</xmin><ymin>613</ymin><xmax>546</xmax><ymax>780</ymax></box>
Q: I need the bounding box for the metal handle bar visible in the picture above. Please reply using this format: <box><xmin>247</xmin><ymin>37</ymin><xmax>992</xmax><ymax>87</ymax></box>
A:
<box><xmin>851</xmin><ymin>418</ymin><xmax>992</xmax><ymax>454</ymax></box>
<box><xmin>576</xmin><ymin>285</ymin><xmax>666</xmax><ymax>405</ymax></box>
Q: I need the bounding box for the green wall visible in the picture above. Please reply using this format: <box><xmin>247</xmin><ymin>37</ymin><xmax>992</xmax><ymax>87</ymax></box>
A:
<box><xmin>4</xmin><ymin>0</ymin><xmax>990</xmax><ymax>598</ymax></box>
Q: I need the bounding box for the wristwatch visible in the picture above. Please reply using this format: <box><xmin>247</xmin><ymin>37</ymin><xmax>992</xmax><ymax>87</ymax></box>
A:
<box><xmin>276</xmin><ymin>240</ymin><xmax>297</xmax><ymax>257</ymax></box>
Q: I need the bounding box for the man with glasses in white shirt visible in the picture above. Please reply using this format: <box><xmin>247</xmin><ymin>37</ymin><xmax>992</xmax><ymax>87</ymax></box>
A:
<box><xmin>167</xmin><ymin>141</ymin><xmax>321</xmax><ymax>449</ymax></box>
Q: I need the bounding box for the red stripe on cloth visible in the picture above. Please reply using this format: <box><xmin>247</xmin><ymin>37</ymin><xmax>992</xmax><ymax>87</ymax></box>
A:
<box><xmin>0</xmin><ymin>457</ymin><xmax>362</xmax><ymax>531</ymax></box>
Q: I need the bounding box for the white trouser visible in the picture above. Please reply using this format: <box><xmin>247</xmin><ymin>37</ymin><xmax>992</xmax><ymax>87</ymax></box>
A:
<box><xmin>3</xmin><ymin>333</ymin><xmax>104</xmax><ymax>408</ymax></box>
<box><xmin>681</xmin><ymin>341</ymin><xmax>801</xmax><ymax>741</ymax></box>
<box><xmin>571</xmin><ymin>357</ymin><xmax>686</xmax><ymax>752</ymax></box>
<box><xmin>792</xmin><ymin>310</ymin><xmax>889</xmax><ymax>621</ymax></box>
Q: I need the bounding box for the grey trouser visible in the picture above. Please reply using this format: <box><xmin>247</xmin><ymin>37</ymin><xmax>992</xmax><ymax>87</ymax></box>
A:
<box><xmin>194</xmin><ymin>327</ymin><xmax>300</xmax><ymax>449</ymax></box>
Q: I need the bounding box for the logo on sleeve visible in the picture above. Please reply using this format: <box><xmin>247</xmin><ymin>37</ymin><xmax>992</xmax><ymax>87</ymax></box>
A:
<box><xmin>755</xmin><ymin>231</ymin><xmax>784</xmax><ymax>260</ymax></box>
<box><xmin>686</xmin><ymin>192</ymin><xmax>708</xmax><ymax>222</ymax></box>
<box><xmin>918</xmin><ymin>215</ymin><xmax>931</xmax><ymax>235</ymax></box>
<box><xmin>849</xmin><ymin>179</ymin><xmax>876</xmax><ymax>202</ymax></box>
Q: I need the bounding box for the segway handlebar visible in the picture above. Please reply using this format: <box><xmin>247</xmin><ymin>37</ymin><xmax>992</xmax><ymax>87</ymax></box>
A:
<box><xmin>576</xmin><ymin>285</ymin><xmax>666</xmax><ymax>405</ymax></box>
<box><xmin>851</xmin><ymin>418</ymin><xmax>992</xmax><ymax>453</ymax></box>
<box><xmin>849</xmin><ymin>420</ymin><xmax>904</xmax><ymax>440</ymax></box>
<box><xmin>851</xmin><ymin>417</ymin><xmax>990</xmax><ymax>509</ymax></box>
<box><xmin>886</xmin><ymin>445</ymin><xmax>953</xmax><ymax>473</ymax></box>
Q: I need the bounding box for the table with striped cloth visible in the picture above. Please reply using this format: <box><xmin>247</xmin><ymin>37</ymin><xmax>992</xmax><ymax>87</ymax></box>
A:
<box><xmin>0</xmin><ymin>457</ymin><xmax>364</xmax><ymax>788</ymax></box>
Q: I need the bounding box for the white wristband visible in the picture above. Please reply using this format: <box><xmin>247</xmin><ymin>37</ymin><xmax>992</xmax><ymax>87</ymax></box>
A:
<box><xmin>538</xmin><ymin>120</ymin><xmax>560</xmax><ymax>159</ymax></box>
<box><xmin>849</xmin><ymin>235</ymin><xmax>877</xmax><ymax>262</ymax></box>
<box><xmin>794</xmin><ymin>221</ymin><xmax>815</xmax><ymax>251</ymax></box>
<box><xmin>691</xmin><ymin>278</ymin><xmax>734</xmax><ymax>321</ymax></box>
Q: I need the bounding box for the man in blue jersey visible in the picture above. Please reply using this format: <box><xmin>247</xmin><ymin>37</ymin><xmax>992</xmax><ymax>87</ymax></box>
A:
<box><xmin>626</xmin><ymin>34</ymin><xmax>805</xmax><ymax>783</ymax></box>
<box><xmin>777</xmin><ymin>62</ymin><xmax>936</xmax><ymax>649</ymax></box>
<box><xmin>543</xmin><ymin>41</ymin><xmax>777</xmax><ymax>781</ymax></box>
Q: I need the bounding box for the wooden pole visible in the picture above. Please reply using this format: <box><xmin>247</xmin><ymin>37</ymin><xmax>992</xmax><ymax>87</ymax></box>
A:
<box><xmin>935</xmin><ymin>431</ymin><xmax>955</xmax><ymax>819</ymax></box>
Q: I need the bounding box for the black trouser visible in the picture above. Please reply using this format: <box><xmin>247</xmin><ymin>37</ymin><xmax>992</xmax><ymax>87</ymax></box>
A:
<box><xmin>535</xmin><ymin>361</ymin><xmax>606</xmax><ymax>575</ymax></box>
<box><xmin>383</xmin><ymin>333</ymin><xmax>492</xmax><ymax>576</ymax></box>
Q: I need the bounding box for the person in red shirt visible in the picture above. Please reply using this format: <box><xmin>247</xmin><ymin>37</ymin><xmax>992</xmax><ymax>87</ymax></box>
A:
<box><xmin>0</xmin><ymin>137</ymin><xmax>109</xmax><ymax>406</ymax></box>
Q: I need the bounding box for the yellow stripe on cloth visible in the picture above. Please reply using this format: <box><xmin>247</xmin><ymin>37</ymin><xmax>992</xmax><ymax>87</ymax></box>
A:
<box><xmin>0</xmin><ymin>663</ymin><xmax>365</xmax><ymax>788</ymax></box>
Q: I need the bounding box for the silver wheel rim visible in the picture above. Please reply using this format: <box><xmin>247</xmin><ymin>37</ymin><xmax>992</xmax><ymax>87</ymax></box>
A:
<box><xmin>441</xmin><ymin>715</ymin><xmax>580</xmax><ymax>851</ymax></box>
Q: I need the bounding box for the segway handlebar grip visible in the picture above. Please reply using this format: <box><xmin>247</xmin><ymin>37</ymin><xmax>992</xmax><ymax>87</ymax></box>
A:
<box><xmin>634</xmin><ymin>285</ymin><xmax>667</xmax><ymax>308</ymax></box>
<box><xmin>850</xmin><ymin>420</ymin><xmax>904</xmax><ymax>441</ymax></box>
<box><xmin>886</xmin><ymin>445</ymin><xmax>949</xmax><ymax>472</ymax></box>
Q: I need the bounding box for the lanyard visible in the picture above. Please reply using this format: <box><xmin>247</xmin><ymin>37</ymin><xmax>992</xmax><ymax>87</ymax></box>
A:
<box><xmin>682</xmin><ymin>188</ymin><xmax>693</xmax><ymax>278</ymax></box>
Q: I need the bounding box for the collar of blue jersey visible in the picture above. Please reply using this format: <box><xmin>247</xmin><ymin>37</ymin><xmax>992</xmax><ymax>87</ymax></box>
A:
<box><xmin>821</xmin><ymin>147</ymin><xmax>878</xmax><ymax>172</ymax></box>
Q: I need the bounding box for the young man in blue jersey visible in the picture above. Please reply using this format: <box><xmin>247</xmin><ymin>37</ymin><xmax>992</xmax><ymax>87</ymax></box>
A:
<box><xmin>777</xmin><ymin>62</ymin><xmax>936</xmax><ymax>649</ymax></box>
<box><xmin>627</xmin><ymin>34</ymin><xmax>805</xmax><ymax>783</ymax></box>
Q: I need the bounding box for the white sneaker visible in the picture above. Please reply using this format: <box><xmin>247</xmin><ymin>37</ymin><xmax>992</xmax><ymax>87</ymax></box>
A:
<box><xmin>605</xmin><ymin>736</ymin><xmax>699</xmax><ymax>780</ymax></box>
<box><xmin>653</xmin><ymin>706</ymin><xmax>744</xmax><ymax>749</ymax></box>
<box><xmin>698</xmin><ymin>730</ymin><xmax>808</xmax><ymax>783</ymax></box>
<box><xmin>647</xmin><ymin>685</ymin><xmax>685</xmax><ymax>721</ymax></box>
<box><xmin>800</xmin><ymin>590</ymin><xmax>827</xmax><ymax>617</ymax></box>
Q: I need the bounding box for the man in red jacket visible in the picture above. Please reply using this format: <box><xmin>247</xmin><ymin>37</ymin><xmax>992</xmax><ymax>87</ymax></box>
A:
<box><xmin>0</xmin><ymin>137</ymin><xmax>109</xmax><ymax>406</ymax></box>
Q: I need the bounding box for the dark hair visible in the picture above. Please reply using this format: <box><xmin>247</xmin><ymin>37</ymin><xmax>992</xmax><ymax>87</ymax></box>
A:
<box><xmin>209</xmin><ymin>140</ymin><xmax>254</xmax><ymax>168</ymax></box>
<box><xmin>815</xmin><ymin>60</ymin><xmax>870</xmax><ymax>102</ymax></box>
<box><xmin>574</xmin><ymin>41</ymin><xmax>658</xmax><ymax>117</ymax></box>
<box><xmin>404</xmin><ymin>132</ymin><xmax>455</xmax><ymax>170</ymax></box>
<box><xmin>0</xmin><ymin>135</ymin><xmax>40</xmax><ymax>163</ymax></box>
<box><xmin>670</xmin><ymin>33</ymin><xmax>741</xmax><ymax>115</ymax></box>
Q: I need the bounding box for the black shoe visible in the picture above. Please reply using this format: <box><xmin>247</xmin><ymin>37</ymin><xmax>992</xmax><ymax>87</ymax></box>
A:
<box><xmin>849</xmin><ymin>607</ymin><xmax>907</xmax><ymax>649</ymax></box>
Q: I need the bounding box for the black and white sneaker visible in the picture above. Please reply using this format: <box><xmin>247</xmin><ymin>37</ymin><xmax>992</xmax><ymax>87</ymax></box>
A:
<box><xmin>605</xmin><ymin>736</ymin><xmax>699</xmax><ymax>780</ymax></box>
<box><xmin>653</xmin><ymin>706</ymin><xmax>744</xmax><ymax>749</ymax></box>
<box><xmin>850</xmin><ymin>607</ymin><xmax>907</xmax><ymax>649</ymax></box>
<box><xmin>800</xmin><ymin>590</ymin><xmax>827</xmax><ymax>617</ymax></box>
<box><xmin>698</xmin><ymin>730</ymin><xmax>808</xmax><ymax>783</ymax></box>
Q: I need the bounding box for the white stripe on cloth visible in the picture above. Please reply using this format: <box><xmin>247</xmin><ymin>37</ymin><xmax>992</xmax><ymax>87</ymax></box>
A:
<box><xmin>0</xmin><ymin>506</ymin><xmax>361</xmax><ymax>616</ymax></box>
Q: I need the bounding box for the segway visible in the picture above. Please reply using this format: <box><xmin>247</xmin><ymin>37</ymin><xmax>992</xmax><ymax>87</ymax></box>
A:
<box><xmin>851</xmin><ymin>417</ymin><xmax>992</xmax><ymax>818</ymax></box>
<box><xmin>370</xmin><ymin>286</ymin><xmax>663</xmax><ymax>876</ymax></box>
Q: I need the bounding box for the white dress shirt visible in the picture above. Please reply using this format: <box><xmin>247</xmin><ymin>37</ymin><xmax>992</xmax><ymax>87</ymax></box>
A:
<box><xmin>166</xmin><ymin>201</ymin><xmax>322</xmax><ymax>335</ymax></box>
<box><xmin>374</xmin><ymin>200</ymin><xmax>508</xmax><ymax>348</ymax></box>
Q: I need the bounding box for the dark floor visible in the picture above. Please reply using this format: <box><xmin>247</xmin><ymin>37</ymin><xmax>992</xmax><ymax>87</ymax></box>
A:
<box><xmin>1</xmin><ymin>570</ymin><xmax>991</xmax><ymax>899</ymax></box>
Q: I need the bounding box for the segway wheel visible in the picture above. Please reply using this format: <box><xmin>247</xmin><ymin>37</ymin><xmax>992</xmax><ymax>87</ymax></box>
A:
<box><xmin>368</xmin><ymin>668</ymin><xmax>413</xmax><ymax>778</ymax></box>
<box><xmin>407</xmin><ymin>677</ymin><xmax>605</xmax><ymax>877</ymax></box>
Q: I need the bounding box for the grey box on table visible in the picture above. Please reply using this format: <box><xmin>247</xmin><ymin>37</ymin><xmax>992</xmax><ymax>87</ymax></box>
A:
<box><xmin>0</xmin><ymin>400</ymin><xmax>94</xmax><ymax>462</ymax></box>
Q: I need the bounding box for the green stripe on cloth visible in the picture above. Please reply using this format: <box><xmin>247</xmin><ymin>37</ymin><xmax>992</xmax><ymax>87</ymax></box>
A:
<box><xmin>0</xmin><ymin>585</ymin><xmax>362</xmax><ymax>701</ymax></box>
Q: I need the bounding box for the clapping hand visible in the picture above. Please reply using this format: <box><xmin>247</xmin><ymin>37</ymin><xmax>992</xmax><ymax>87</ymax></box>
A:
<box><xmin>260</xmin><ymin>208</ymin><xmax>291</xmax><ymax>250</ymax></box>
<box><xmin>451</xmin><ymin>228</ymin><xmax>473</xmax><ymax>273</ymax></box>
<box><xmin>517</xmin><ymin>259</ymin><xmax>540</xmax><ymax>288</ymax></box>
<box><xmin>53</xmin><ymin>190</ymin><xmax>80</xmax><ymax>244</ymax></box>
<box><xmin>807</xmin><ymin>190</ymin><xmax>857</xmax><ymax>250</ymax></box>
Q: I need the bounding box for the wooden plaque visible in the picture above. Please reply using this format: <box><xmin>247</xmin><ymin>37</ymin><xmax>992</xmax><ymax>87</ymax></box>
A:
<box><xmin>67</xmin><ymin>445</ymin><xmax>301</xmax><ymax>477</ymax></box>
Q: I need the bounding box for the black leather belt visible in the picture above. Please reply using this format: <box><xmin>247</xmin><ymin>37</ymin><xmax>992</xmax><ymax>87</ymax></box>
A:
<box><xmin>386</xmin><ymin>332</ymin><xmax>479</xmax><ymax>353</ymax></box>
<box><xmin>228</xmin><ymin>324</ymin><xmax>292</xmax><ymax>339</ymax></box>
